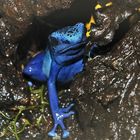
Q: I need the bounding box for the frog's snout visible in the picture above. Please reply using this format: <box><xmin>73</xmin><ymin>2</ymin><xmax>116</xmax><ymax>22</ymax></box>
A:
<box><xmin>23</xmin><ymin>64</ymin><xmax>38</xmax><ymax>79</ymax></box>
<box><xmin>23</xmin><ymin>62</ymin><xmax>46</xmax><ymax>82</ymax></box>
<box><xmin>23</xmin><ymin>65</ymin><xmax>33</xmax><ymax>76</ymax></box>
<box><xmin>23</xmin><ymin>52</ymin><xmax>47</xmax><ymax>81</ymax></box>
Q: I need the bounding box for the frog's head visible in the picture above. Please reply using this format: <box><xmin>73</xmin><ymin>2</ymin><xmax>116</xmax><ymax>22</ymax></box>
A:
<box><xmin>23</xmin><ymin>52</ymin><xmax>47</xmax><ymax>82</ymax></box>
<box><xmin>49</xmin><ymin>23</ymin><xmax>86</xmax><ymax>45</ymax></box>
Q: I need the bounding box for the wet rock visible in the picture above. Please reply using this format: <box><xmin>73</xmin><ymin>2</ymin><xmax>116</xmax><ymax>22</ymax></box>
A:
<box><xmin>0</xmin><ymin>1</ymin><xmax>92</xmax><ymax>139</ymax></box>
<box><xmin>0</xmin><ymin>0</ymin><xmax>76</xmax><ymax>106</ymax></box>
<box><xmin>70</xmin><ymin>20</ymin><xmax>140</xmax><ymax>139</ymax></box>
<box><xmin>0</xmin><ymin>55</ymin><xmax>29</xmax><ymax>108</ymax></box>
<box><xmin>0</xmin><ymin>0</ymin><xmax>74</xmax><ymax>56</ymax></box>
<box><xmin>1</xmin><ymin>0</ymin><xmax>140</xmax><ymax>139</ymax></box>
<box><xmin>90</xmin><ymin>0</ymin><xmax>140</xmax><ymax>46</ymax></box>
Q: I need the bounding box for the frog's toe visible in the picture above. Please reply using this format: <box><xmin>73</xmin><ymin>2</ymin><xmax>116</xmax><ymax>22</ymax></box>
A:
<box><xmin>48</xmin><ymin>130</ymin><xmax>57</xmax><ymax>137</ymax></box>
<box><xmin>62</xmin><ymin>130</ymin><xmax>70</xmax><ymax>139</ymax></box>
<box><xmin>61</xmin><ymin>111</ymin><xmax>74</xmax><ymax>118</ymax></box>
<box><xmin>61</xmin><ymin>103</ymin><xmax>74</xmax><ymax>113</ymax></box>
<box><xmin>49</xmin><ymin>109</ymin><xmax>74</xmax><ymax>138</ymax></box>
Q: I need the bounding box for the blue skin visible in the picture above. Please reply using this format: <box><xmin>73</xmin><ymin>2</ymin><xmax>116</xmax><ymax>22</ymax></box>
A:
<box><xmin>23</xmin><ymin>23</ymin><xmax>89</xmax><ymax>138</ymax></box>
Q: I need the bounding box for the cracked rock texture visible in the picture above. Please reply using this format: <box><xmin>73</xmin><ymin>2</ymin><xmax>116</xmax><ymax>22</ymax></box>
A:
<box><xmin>0</xmin><ymin>0</ymin><xmax>140</xmax><ymax>139</ymax></box>
<box><xmin>0</xmin><ymin>0</ymin><xmax>74</xmax><ymax>104</ymax></box>
<box><xmin>0</xmin><ymin>0</ymin><xmax>74</xmax><ymax>56</ymax></box>
<box><xmin>0</xmin><ymin>55</ymin><xmax>28</xmax><ymax>109</ymax></box>
<box><xmin>70</xmin><ymin>20</ymin><xmax>140</xmax><ymax>140</ymax></box>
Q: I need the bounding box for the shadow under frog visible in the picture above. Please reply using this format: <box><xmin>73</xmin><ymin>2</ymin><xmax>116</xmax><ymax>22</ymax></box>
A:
<box><xmin>23</xmin><ymin>23</ymin><xmax>90</xmax><ymax>138</ymax></box>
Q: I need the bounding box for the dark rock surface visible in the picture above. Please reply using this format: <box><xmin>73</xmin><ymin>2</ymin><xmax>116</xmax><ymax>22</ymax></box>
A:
<box><xmin>70</xmin><ymin>20</ymin><xmax>140</xmax><ymax>140</ymax></box>
<box><xmin>0</xmin><ymin>54</ymin><xmax>28</xmax><ymax>108</ymax></box>
<box><xmin>0</xmin><ymin>0</ymin><xmax>76</xmax><ymax>106</ymax></box>
<box><xmin>0</xmin><ymin>1</ymin><xmax>74</xmax><ymax>139</ymax></box>
<box><xmin>0</xmin><ymin>0</ymin><xmax>140</xmax><ymax>140</ymax></box>
<box><xmin>0</xmin><ymin>0</ymin><xmax>75</xmax><ymax>105</ymax></box>
<box><xmin>89</xmin><ymin>0</ymin><xmax>140</xmax><ymax>46</ymax></box>
<box><xmin>0</xmin><ymin>0</ymin><xmax>74</xmax><ymax>57</ymax></box>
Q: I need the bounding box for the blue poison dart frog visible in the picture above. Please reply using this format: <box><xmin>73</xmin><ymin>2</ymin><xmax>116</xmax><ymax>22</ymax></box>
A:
<box><xmin>23</xmin><ymin>23</ymin><xmax>95</xmax><ymax>138</ymax></box>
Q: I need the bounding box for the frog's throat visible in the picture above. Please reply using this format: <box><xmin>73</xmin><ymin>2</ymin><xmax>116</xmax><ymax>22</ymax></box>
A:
<box><xmin>42</xmin><ymin>49</ymin><xmax>52</xmax><ymax>79</ymax></box>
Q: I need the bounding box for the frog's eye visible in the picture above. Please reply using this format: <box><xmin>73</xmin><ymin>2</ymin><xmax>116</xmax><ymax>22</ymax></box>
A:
<box><xmin>95</xmin><ymin>4</ymin><xmax>102</xmax><ymax>10</ymax></box>
<box><xmin>105</xmin><ymin>2</ymin><xmax>113</xmax><ymax>7</ymax></box>
<box><xmin>49</xmin><ymin>36</ymin><xmax>59</xmax><ymax>46</ymax></box>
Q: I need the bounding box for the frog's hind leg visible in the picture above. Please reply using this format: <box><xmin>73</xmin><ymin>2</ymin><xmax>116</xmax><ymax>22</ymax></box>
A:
<box><xmin>48</xmin><ymin>111</ymin><xmax>74</xmax><ymax>138</ymax></box>
<box><xmin>47</xmin><ymin>61</ymin><xmax>74</xmax><ymax>138</ymax></box>
<box><xmin>48</xmin><ymin>124</ymin><xmax>58</xmax><ymax>137</ymax></box>
<box><xmin>60</xmin><ymin>103</ymin><xmax>74</xmax><ymax>113</ymax></box>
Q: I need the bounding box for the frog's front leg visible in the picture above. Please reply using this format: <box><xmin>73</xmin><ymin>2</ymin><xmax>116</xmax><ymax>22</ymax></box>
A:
<box><xmin>47</xmin><ymin>61</ymin><xmax>74</xmax><ymax>138</ymax></box>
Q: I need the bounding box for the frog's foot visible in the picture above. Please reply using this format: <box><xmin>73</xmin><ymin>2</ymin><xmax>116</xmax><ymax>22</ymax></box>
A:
<box><xmin>48</xmin><ymin>106</ymin><xmax>74</xmax><ymax>138</ymax></box>
<box><xmin>60</xmin><ymin>103</ymin><xmax>74</xmax><ymax>113</ymax></box>
<box><xmin>48</xmin><ymin>127</ymin><xmax>57</xmax><ymax>137</ymax></box>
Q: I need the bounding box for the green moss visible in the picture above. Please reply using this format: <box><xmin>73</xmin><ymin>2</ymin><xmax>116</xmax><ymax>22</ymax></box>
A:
<box><xmin>0</xmin><ymin>85</ymin><xmax>49</xmax><ymax>140</ymax></box>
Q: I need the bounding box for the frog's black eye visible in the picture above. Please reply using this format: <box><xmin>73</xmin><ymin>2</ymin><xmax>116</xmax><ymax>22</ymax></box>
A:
<box><xmin>49</xmin><ymin>36</ymin><xmax>59</xmax><ymax>46</ymax></box>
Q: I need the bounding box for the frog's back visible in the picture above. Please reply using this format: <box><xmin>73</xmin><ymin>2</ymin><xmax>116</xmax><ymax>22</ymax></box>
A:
<box><xmin>48</xmin><ymin>23</ymin><xmax>86</xmax><ymax>65</ymax></box>
<box><xmin>50</xmin><ymin>23</ymin><xmax>85</xmax><ymax>45</ymax></box>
